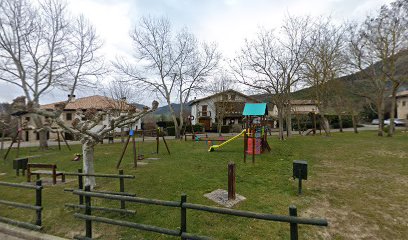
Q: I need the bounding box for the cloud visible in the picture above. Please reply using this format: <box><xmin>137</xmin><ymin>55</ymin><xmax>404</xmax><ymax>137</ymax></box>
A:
<box><xmin>0</xmin><ymin>0</ymin><xmax>395</xmax><ymax>104</ymax></box>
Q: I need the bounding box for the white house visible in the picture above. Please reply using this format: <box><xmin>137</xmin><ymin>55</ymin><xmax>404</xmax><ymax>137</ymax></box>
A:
<box><xmin>189</xmin><ymin>89</ymin><xmax>259</xmax><ymax>131</ymax></box>
<box><xmin>396</xmin><ymin>90</ymin><xmax>408</xmax><ymax>119</ymax></box>
<box><xmin>270</xmin><ymin>100</ymin><xmax>320</xmax><ymax>117</ymax></box>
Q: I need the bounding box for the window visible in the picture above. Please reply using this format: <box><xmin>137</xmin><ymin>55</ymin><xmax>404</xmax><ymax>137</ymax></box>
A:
<box><xmin>66</xmin><ymin>113</ymin><xmax>72</xmax><ymax>121</ymax></box>
<box><xmin>230</xmin><ymin>94</ymin><xmax>236</xmax><ymax>100</ymax></box>
<box><xmin>403</xmin><ymin>101</ymin><xmax>406</xmax><ymax>107</ymax></box>
<box><xmin>202</xmin><ymin>105</ymin><xmax>208</xmax><ymax>116</ymax></box>
<box><xmin>25</xmin><ymin>117</ymin><xmax>30</xmax><ymax>122</ymax></box>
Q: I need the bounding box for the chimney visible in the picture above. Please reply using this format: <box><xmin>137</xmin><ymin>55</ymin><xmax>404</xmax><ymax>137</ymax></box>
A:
<box><xmin>68</xmin><ymin>94</ymin><xmax>76</xmax><ymax>102</ymax></box>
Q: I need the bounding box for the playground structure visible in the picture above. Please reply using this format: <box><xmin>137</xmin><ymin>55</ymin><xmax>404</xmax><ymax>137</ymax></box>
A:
<box><xmin>209</xmin><ymin>103</ymin><xmax>271</xmax><ymax>163</ymax></box>
<box><xmin>2</xmin><ymin>111</ymin><xmax>71</xmax><ymax>160</ymax></box>
<box><xmin>116</xmin><ymin>128</ymin><xmax>170</xmax><ymax>169</ymax></box>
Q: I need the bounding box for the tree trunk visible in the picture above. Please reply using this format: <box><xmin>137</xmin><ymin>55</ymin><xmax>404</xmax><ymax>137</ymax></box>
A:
<box><xmin>1</xmin><ymin>128</ymin><xmax>5</xmax><ymax>151</ymax></box>
<box><xmin>338</xmin><ymin>114</ymin><xmax>343</xmax><ymax>133</ymax></box>
<box><xmin>387</xmin><ymin>87</ymin><xmax>398</xmax><ymax>137</ymax></box>
<box><xmin>320</xmin><ymin>116</ymin><xmax>331</xmax><ymax>136</ymax></box>
<box><xmin>351</xmin><ymin>114</ymin><xmax>358</xmax><ymax>134</ymax></box>
<box><xmin>33</xmin><ymin>115</ymin><xmax>48</xmax><ymax>149</ymax></box>
<box><xmin>121</xmin><ymin>127</ymin><xmax>125</xmax><ymax>143</ymax></box>
<box><xmin>82</xmin><ymin>140</ymin><xmax>96</xmax><ymax>189</ymax></box>
<box><xmin>38</xmin><ymin>130</ymin><xmax>48</xmax><ymax>150</ymax></box>
<box><xmin>278</xmin><ymin>108</ymin><xmax>284</xmax><ymax>140</ymax></box>
<box><xmin>286</xmin><ymin>103</ymin><xmax>292</xmax><ymax>137</ymax></box>
<box><xmin>377</xmin><ymin>101</ymin><xmax>384</xmax><ymax>137</ymax></box>
<box><xmin>218</xmin><ymin>121</ymin><xmax>222</xmax><ymax>136</ymax></box>
<box><xmin>168</xmin><ymin>104</ymin><xmax>181</xmax><ymax>139</ymax></box>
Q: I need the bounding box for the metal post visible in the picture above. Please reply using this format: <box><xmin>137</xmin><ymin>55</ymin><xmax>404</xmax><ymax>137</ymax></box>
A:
<box><xmin>289</xmin><ymin>205</ymin><xmax>298</xmax><ymax>240</ymax></box>
<box><xmin>35</xmin><ymin>180</ymin><xmax>42</xmax><ymax>226</ymax></box>
<box><xmin>78</xmin><ymin>169</ymin><xmax>84</xmax><ymax>205</ymax></box>
<box><xmin>252</xmin><ymin>131</ymin><xmax>255</xmax><ymax>164</ymax></box>
<box><xmin>119</xmin><ymin>170</ymin><xmax>125</xmax><ymax>209</ymax></box>
<box><xmin>298</xmin><ymin>168</ymin><xmax>302</xmax><ymax>195</ymax></box>
<box><xmin>156</xmin><ymin>129</ymin><xmax>159</xmax><ymax>154</ymax></box>
<box><xmin>85</xmin><ymin>185</ymin><xmax>92</xmax><ymax>238</ymax></box>
<box><xmin>180</xmin><ymin>194</ymin><xmax>187</xmax><ymax>239</ymax></box>
<box><xmin>243</xmin><ymin>130</ymin><xmax>247</xmax><ymax>163</ymax></box>
<box><xmin>228</xmin><ymin>162</ymin><xmax>236</xmax><ymax>200</ymax></box>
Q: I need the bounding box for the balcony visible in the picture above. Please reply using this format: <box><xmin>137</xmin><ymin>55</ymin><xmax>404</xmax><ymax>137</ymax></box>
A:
<box><xmin>198</xmin><ymin>111</ymin><xmax>211</xmax><ymax>117</ymax></box>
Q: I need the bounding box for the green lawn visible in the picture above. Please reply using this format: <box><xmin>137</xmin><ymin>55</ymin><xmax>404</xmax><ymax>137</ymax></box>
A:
<box><xmin>0</xmin><ymin>131</ymin><xmax>407</xmax><ymax>239</ymax></box>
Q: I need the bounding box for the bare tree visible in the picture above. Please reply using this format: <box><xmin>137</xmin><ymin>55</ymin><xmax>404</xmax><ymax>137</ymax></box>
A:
<box><xmin>0</xmin><ymin>0</ymin><xmax>103</xmax><ymax>148</ymax></box>
<box><xmin>206</xmin><ymin>70</ymin><xmax>235</xmax><ymax>135</ymax></box>
<box><xmin>115</xmin><ymin>16</ymin><xmax>220</xmax><ymax>139</ymax></box>
<box><xmin>348</xmin><ymin>1</ymin><xmax>408</xmax><ymax>137</ymax></box>
<box><xmin>232</xmin><ymin>15</ymin><xmax>312</xmax><ymax>140</ymax></box>
<box><xmin>231</xmin><ymin>29</ymin><xmax>287</xmax><ymax>140</ymax></box>
<box><xmin>279</xmin><ymin>15</ymin><xmax>314</xmax><ymax>137</ymax></box>
<box><xmin>102</xmin><ymin>79</ymin><xmax>140</xmax><ymax>142</ymax></box>
<box><xmin>302</xmin><ymin>17</ymin><xmax>347</xmax><ymax>136</ymax></box>
<box><xmin>32</xmin><ymin>99</ymin><xmax>158</xmax><ymax>188</ymax></box>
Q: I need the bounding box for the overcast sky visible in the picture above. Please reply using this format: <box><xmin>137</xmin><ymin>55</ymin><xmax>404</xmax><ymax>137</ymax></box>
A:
<box><xmin>0</xmin><ymin>0</ymin><xmax>394</xmax><ymax>105</ymax></box>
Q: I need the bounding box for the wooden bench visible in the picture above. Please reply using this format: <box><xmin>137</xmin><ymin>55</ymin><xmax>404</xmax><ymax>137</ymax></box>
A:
<box><xmin>27</xmin><ymin>163</ymin><xmax>65</xmax><ymax>185</ymax></box>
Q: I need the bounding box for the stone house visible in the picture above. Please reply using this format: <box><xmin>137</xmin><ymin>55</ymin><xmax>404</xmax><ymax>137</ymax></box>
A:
<box><xmin>19</xmin><ymin>95</ymin><xmax>141</xmax><ymax>142</ymax></box>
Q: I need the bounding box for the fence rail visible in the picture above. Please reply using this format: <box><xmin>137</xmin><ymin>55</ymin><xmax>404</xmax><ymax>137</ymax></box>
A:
<box><xmin>71</xmin><ymin>188</ymin><xmax>328</xmax><ymax>240</ymax></box>
<box><xmin>0</xmin><ymin>180</ymin><xmax>43</xmax><ymax>231</ymax></box>
<box><xmin>64</xmin><ymin>169</ymin><xmax>135</xmax><ymax>211</ymax></box>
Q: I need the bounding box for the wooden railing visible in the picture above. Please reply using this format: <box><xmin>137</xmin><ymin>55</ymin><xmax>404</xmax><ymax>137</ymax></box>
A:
<box><xmin>70</xmin><ymin>188</ymin><xmax>328</xmax><ymax>240</ymax></box>
<box><xmin>0</xmin><ymin>180</ymin><xmax>43</xmax><ymax>230</ymax></box>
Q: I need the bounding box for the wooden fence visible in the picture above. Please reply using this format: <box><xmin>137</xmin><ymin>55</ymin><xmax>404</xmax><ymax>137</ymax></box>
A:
<box><xmin>0</xmin><ymin>180</ymin><xmax>43</xmax><ymax>230</ymax></box>
<box><xmin>71</xmin><ymin>187</ymin><xmax>328</xmax><ymax>240</ymax></box>
<box><xmin>64</xmin><ymin>169</ymin><xmax>136</xmax><ymax>214</ymax></box>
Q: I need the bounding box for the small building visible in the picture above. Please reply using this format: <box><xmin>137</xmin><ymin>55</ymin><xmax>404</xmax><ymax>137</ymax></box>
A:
<box><xmin>189</xmin><ymin>89</ymin><xmax>260</xmax><ymax>131</ymax></box>
<box><xmin>270</xmin><ymin>100</ymin><xmax>319</xmax><ymax>117</ymax></box>
<box><xmin>396</xmin><ymin>90</ymin><xmax>408</xmax><ymax>119</ymax></box>
<box><xmin>18</xmin><ymin>95</ymin><xmax>141</xmax><ymax>142</ymax></box>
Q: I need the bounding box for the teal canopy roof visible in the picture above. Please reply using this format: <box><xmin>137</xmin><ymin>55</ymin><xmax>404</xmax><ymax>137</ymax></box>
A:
<box><xmin>242</xmin><ymin>103</ymin><xmax>268</xmax><ymax>116</ymax></box>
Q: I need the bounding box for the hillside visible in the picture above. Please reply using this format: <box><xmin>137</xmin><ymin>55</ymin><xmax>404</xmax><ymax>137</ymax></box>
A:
<box><xmin>153</xmin><ymin>103</ymin><xmax>191</xmax><ymax>116</ymax></box>
<box><xmin>253</xmin><ymin>50</ymin><xmax>408</xmax><ymax>102</ymax></box>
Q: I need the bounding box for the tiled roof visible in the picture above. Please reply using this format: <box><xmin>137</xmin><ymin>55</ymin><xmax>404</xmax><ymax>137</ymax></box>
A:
<box><xmin>41</xmin><ymin>95</ymin><xmax>139</xmax><ymax>111</ymax></box>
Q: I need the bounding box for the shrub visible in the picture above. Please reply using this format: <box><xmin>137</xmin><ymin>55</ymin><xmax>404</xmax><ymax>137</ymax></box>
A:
<box><xmin>221</xmin><ymin>125</ymin><xmax>231</xmax><ymax>133</ymax></box>
<box><xmin>231</xmin><ymin>124</ymin><xmax>242</xmax><ymax>133</ymax></box>
<box><xmin>166</xmin><ymin>126</ymin><xmax>175</xmax><ymax>136</ymax></box>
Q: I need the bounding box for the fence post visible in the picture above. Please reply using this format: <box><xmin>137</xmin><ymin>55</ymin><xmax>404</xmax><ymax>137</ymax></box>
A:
<box><xmin>35</xmin><ymin>180</ymin><xmax>42</xmax><ymax>226</ymax></box>
<box><xmin>78</xmin><ymin>168</ymin><xmax>84</xmax><ymax>205</ymax></box>
<box><xmin>119</xmin><ymin>170</ymin><xmax>125</xmax><ymax>209</ymax></box>
<box><xmin>289</xmin><ymin>205</ymin><xmax>298</xmax><ymax>240</ymax></box>
<box><xmin>85</xmin><ymin>185</ymin><xmax>92</xmax><ymax>239</ymax></box>
<box><xmin>180</xmin><ymin>193</ymin><xmax>187</xmax><ymax>240</ymax></box>
<box><xmin>228</xmin><ymin>162</ymin><xmax>236</xmax><ymax>200</ymax></box>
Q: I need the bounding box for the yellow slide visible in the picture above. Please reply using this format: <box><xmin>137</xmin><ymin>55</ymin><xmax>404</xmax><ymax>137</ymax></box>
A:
<box><xmin>208</xmin><ymin>130</ymin><xmax>246</xmax><ymax>152</ymax></box>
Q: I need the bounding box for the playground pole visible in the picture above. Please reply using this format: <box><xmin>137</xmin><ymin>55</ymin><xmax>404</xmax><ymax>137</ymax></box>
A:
<box><xmin>57</xmin><ymin>130</ymin><xmax>61</xmax><ymax>151</ymax></box>
<box><xmin>132</xmin><ymin>131</ymin><xmax>137</xmax><ymax>168</ymax></box>
<box><xmin>116</xmin><ymin>134</ymin><xmax>131</xmax><ymax>169</ymax></box>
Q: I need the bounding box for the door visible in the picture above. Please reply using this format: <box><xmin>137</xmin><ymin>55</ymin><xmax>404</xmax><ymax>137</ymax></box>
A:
<box><xmin>199</xmin><ymin>119</ymin><xmax>211</xmax><ymax>131</ymax></box>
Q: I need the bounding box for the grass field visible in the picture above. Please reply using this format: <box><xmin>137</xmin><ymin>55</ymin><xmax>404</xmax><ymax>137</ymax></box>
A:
<box><xmin>0</xmin><ymin>131</ymin><xmax>407</xmax><ymax>239</ymax></box>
